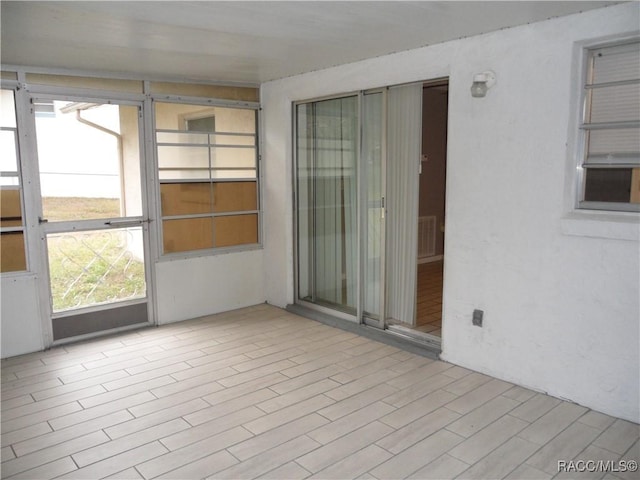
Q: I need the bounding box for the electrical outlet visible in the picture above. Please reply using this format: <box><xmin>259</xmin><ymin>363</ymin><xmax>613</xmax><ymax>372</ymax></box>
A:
<box><xmin>472</xmin><ymin>309</ymin><xmax>483</xmax><ymax>327</ymax></box>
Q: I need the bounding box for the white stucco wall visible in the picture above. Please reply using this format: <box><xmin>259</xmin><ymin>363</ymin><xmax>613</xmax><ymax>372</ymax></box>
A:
<box><xmin>261</xmin><ymin>3</ymin><xmax>640</xmax><ymax>422</ymax></box>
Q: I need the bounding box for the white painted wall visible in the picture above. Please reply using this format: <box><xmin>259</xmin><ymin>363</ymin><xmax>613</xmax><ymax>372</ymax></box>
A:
<box><xmin>155</xmin><ymin>249</ymin><xmax>265</xmax><ymax>325</ymax></box>
<box><xmin>261</xmin><ymin>3</ymin><xmax>640</xmax><ymax>422</ymax></box>
<box><xmin>1</xmin><ymin>274</ymin><xmax>43</xmax><ymax>358</ymax></box>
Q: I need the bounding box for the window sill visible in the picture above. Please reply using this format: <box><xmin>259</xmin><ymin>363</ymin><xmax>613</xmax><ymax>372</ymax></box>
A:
<box><xmin>561</xmin><ymin>210</ymin><xmax>640</xmax><ymax>241</ymax></box>
<box><xmin>157</xmin><ymin>243</ymin><xmax>263</xmax><ymax>263</ymax></box>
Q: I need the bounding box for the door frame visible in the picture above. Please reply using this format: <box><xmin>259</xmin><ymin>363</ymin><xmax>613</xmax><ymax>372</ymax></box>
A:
<box><xmin>293</xmin><ymin>81</ymin><xmax>438</xmax><ymax>340</ymax></box>
<box><xmin>414</xmin><ymin>78</ymin><xmax>449</xmax><ymax>340</ymax></box>
<box><xmin>27</xmin><ymin>92</ymin><xmax>157</xmax><ymax>346</ymax></box>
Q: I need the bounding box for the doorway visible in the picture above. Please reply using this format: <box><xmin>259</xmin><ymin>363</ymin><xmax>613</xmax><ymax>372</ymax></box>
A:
<box><xmin>33</xmin><ymin>98</ymin><xmax>153</xmax><ymax>342</ymax></box>
<box><xmin>415</xmin><ymin>81</ymin><xmax>448</xmax><ymax>338</ymax></box>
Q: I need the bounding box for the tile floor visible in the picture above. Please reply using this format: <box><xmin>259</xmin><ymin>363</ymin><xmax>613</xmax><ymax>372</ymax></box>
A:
<box><xmin>1</xmin><ymin>304</ymin><xmax>638</xmax><ymax>479</ymax></box>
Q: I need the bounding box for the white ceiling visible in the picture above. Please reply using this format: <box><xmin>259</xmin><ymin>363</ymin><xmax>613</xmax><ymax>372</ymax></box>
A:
<box><xmin>1</xmin><ymin>1</ymin><xmax>619</xmax><ymax>85</ymax></box>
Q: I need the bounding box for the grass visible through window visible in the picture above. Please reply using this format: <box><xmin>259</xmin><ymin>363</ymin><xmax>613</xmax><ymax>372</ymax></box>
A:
<box><xmin>44</xmin><ymin>197</ymin><xmax>146</xmax><ymax>312</ymax></box>
<box><xmin>43</xmin><ymin>197</ymin><xmax>120</xmax><ymax>221</ymax></box>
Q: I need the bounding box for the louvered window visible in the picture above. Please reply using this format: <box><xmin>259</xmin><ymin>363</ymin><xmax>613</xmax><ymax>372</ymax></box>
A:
<box><xmin>580</xmin><ymin>41</ymin><xmax>640</xmax><ymax>211</ymax></box>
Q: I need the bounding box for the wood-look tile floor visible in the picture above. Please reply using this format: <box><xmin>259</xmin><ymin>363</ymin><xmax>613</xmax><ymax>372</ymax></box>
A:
<box><xmin>2</xmin><ymin>304</ymin><xmax>638</xmax><ymax>479</ymax></box>
<box><xmin>416</xmin><ymin>261</ymin><xmax>444</xmax><ymax>337</ymax></box>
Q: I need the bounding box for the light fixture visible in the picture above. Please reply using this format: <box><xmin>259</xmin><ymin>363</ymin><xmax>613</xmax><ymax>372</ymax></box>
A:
<box><xmin>470</xmin><ymin>70</ymin><xmax>496</xmax><ymax>98</ymax></box>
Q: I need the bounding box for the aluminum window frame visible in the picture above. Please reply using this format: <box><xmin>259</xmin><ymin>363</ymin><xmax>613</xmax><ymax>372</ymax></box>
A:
<box><xmin>152</xmin><ymin>97</ymin><xmax>262</xmax><ymax>259</ymax></box>
<box><xmin>577</xmin><ymin>38</ymin><xmax>640</xmax><ymax>212</ymax></box>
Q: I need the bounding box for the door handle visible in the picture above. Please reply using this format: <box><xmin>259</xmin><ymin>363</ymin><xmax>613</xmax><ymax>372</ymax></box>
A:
<box><xmin>38</xmin><ymin>216</ymin><xmax>48</xmax><ymax>224</ymax></box>
<box><xmin>104</xmin><ymin>219</ymin><xmax>147</xmax><ymax>227</ymax></box>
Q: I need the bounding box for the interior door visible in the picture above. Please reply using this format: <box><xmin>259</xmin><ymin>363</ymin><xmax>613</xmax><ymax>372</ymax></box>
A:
<box><xmin>361</xmin><ymin>90</ymin><xmax>386</xmax><ymax>328</ymax></box>
<box><xmin>33</xmin><ymin>97</ymin><xmax>152</xmax><ymax>341</ymax></box>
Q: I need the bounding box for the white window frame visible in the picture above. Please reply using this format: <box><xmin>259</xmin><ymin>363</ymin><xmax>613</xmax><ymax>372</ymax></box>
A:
<box><xmin>561</xmin><ymin>34</ymin><xmax>640</xmax><ymax>242</ymax></box>
<box><xmin>576</xmin><ymin>38</ymin><xmax>640</xmax><ymax>213</ymax></box>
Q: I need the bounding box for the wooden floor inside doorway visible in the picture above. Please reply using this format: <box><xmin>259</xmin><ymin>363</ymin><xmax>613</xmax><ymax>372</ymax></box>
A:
<box><xmin>415</xmin><ymin>260</ymin><xmax>443</xmax><ymax>337</ymax></box>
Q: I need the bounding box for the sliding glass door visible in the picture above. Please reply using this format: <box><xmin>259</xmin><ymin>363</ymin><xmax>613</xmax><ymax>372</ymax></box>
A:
<box><xmin>295</xmin><ymin>85</ymin><xmax>421</xmax><ymax>328</ymax></box>
<box><xmin>296</xmin><ymin>96</ymin><xmax>359</xmax><ymax>314</ymax></box>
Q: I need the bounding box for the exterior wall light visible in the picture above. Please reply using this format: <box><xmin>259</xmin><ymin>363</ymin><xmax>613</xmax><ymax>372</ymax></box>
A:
<box><xmin>470</xmin><ymin>70</ymin><xmax>496</xmax><ymax>98</ymax></box>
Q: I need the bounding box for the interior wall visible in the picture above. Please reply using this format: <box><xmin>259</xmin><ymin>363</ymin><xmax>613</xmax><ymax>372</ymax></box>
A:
<box><xmin>420</xmin><ymin>87</ymin><xmax>448</xmax><ymax>257</ymax></box>
<box><xmin>1</xmin><ymin>275</ymin><xmax>43</xmax><ymax>357</ymax></box>
<box><xmin>261</xmin><ymin>2</ymin><xmax>640</xmax><ymax>422</ymax></box>
<box><xmin>155</xmin><ymin>249</ymin><xmax>264</xmax><ymax>325</ymax></box>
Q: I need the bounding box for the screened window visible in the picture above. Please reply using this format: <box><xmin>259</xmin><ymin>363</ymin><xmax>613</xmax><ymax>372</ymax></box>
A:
<box><xmin>155</xmin><ymin>102</ymin><xmax>259</xmax><ymax>254</ymax></box>
<box><xmin>0</xmin><ymin>89</ymin><xmax>27</xmax><ymax>272</ymax></box>
<box><xmin>580</xmin><ymin>41</ymin><xmax>640</xmax><ymax>211</ymax></box>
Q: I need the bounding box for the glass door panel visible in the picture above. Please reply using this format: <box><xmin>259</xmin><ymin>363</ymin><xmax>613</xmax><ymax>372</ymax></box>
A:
<box><xmin>295</xmin><ymin>86</ymin><xmax>424</xmax><ymax>334</ymax></box>
<box><xmin>362</xmin><ymin>91</ymin><xmax>385</xmax><ymax>326</ymax></box>
<box><xmin>296</xmin><ymin>96</ymin><xmax>359</xmax><ymax>314</ymax></box>
<box><xmin>34</xmin><ymin>98</ymin><xmax>150</xmax><ymax>341</ymax></box>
